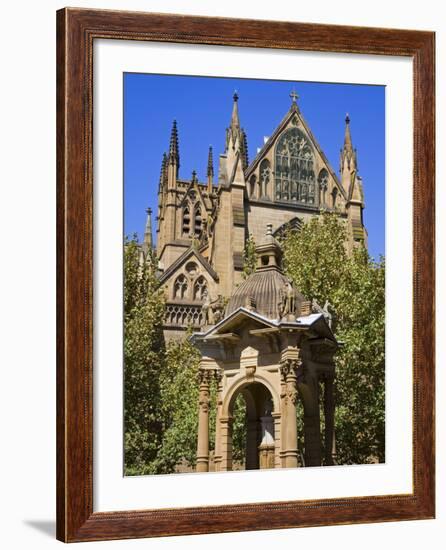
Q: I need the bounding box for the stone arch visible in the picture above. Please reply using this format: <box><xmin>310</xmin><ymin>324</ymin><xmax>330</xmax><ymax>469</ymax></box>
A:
<box><xmin>222</xmin><ymin>372</ymin><xmax>280</xmax><ymax>418</ymax></box>
<box><xmin>249</xmin><ymin>174</ymin><xmax>257</xmax><ymax>198</ymax></box>
<box><xmin>193</xmin><ymin>275</ymin><xmax>208</xmax><ymax>301</ymax></box>
<box><xmin>318</xmin><ymin>168</ymin><xmax>329</xmax><ymax>206</ymax></box>
<box><xmin>193</xmin><ymin>203</ymin><xmax>202</xmax><ymax>237</ymax></box>
<box><xmin>331</xmin><ymin>186</ymin><xmax>338</xmax><ymax>209</ymax></box>
<box><xmin>173</xmin><ymin>273</ymin><xmax>188</xmax><ymax>299</ymax></box>
<box><xmin>182</xmin><ymin>203</ymin><xmax>191</xmax><ymax>235</ymax></box>
<box><xmin>259</xmin><ymin>159</ymin><xmax>271</xmax><ymax>199</ymax></box>
<box><xmin>220</xmin><ymin>375</ymin><xmax>279</xmax><ymax>471</ymax></box>
<box><xmin>273</xmin><ymin>216</ymin><xmax>304</xmax><ymax>241</ymax></box>
<box><xmin>274</xmin><ymin>127</ymin><xmax>315</xmax><ymax>204</ymax></box>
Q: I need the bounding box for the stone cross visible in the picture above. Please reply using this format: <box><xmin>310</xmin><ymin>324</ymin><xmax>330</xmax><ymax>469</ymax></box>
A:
<box><xmin>290</xmin><ymin>90</ymin><xmax>299</xmax><ymax>104</ymax></box>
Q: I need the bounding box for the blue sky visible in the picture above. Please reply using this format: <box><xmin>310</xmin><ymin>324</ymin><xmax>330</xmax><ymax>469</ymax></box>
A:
<box><xmin>124</xmin><ymin>74</ymin><xmax>385</xmax><ymax>260</ymax></box>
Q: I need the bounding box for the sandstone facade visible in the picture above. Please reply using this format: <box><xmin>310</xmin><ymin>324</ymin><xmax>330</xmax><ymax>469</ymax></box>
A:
<box><xmin>142</xmin><ymin>92</ymin><xmax>366</xmax><ymax>340</ymax></box>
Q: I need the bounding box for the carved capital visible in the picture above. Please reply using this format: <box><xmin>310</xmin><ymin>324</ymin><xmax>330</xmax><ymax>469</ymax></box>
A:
<box><xmin>197</xmin><ymin>368</ymin><xmax>212</xmax><ymax>387</ymax></box>
<box><xmin>214</xmin><ymin>368</ymin><xmax>223</xmax><ymax>385</ymax></box>
<box><xmin>279</xmin><ymin>354</ymin><xmax>302</xmax><ymax>382</ymax></box>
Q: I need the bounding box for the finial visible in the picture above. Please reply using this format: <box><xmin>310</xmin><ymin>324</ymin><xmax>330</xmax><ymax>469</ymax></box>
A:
<box><xmin>168</xmin><ymin>119</ymin><xmax>180</xmax><ymax>167</ymax></box>
<box><xmin>207</xmin><ymin>145</ymin><xmax>214</xmax><ymax>177</ymax></box>
<box><xmin>345</xmin><ymin>113</ymin><xmax>350</xmax><ymax>124</ymax></box>
<box><xmin>158</xmin><ymin>153</ymin><xmax>168</xmax><ymax>190</ymax></box>
<box><xmin>191</xmin><ymin>169</ymin><xmax>197</xmax><ymax>182</ymax></box>
<box><xmin>143</xmin><ymin>206</ymin><xmax>153</xmax><ymax>253</ymax></box>
<box><xmin>266</xmin><ymin>223</ymin><xmax>273</xmax><ymax>236</ymax></box>
<box><xmin>290</xmin><ymin>89</ymin><xmax>299</xmax><ymax>104</ymax></box>
<box><xmin>233</xmin><ymin>90</ymin><xmax>239</xmax><ymax>102</ymax></box>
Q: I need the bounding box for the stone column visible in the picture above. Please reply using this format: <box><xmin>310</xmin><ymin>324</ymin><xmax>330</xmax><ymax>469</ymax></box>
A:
<box><xmin>272</xmin><ymin>412</ymin><xmax>282</xmax><ymax>468</ymax></box>
<box><xmin>280</xmin><ymin>358</ymin><xmax>299</xmax><ymax>468</ymax></box>
<box><xmin>219</xmin><ymin>416</ymin><xmax>233</xmax><ymax>471</ymax></box>
<box><xmin>196</xmin><ymin>368</ymin><xmax>212</xmax><ymax>473</ymax></box>
<box><xmin>258</xmin><ymin>410</ymin><xmax>275</xmax><ymax>469</ymax></box>
<box><xmin>302</xmin><ymin>372</ymin><xmax>322</xmax><ymax>467</ymax></box>
<box><xmin>279</xmin><ymin>369</ymin><xmax>287</xmax><ymax>468</ymax></box>
<box><xmin>213</xmin><ymin>369</ymin><xmax>224</xmax><ymax>472</ymax></box>
<box><xmin>323</xmin><ymin>375</ymin><xmax>335</xmax><ymax>466</ymax></box>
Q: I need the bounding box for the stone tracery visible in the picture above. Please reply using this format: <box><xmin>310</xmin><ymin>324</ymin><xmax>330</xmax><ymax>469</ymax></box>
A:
<box><xmin>275</xmin><ymin>127</ymin><xmax>316</xmax><ymax>204</ymax></box>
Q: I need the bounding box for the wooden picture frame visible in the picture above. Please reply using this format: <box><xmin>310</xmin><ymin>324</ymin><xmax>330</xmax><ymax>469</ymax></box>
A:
<box><xmin>56</xmin><ymin>7</ymin><xmax>435</xmax><ymax>542</ymax></box>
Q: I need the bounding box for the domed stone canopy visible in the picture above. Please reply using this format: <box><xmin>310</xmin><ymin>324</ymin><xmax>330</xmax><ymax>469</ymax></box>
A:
<box><xmin>225</xmin><ymin>224</ymin><xmax>306</xmax><ymax>321</ymax></box>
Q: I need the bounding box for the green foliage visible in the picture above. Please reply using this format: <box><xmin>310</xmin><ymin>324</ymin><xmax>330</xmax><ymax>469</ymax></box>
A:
<box><xmin>124</xmin><ymin>211</ymin><xmax>384</xmax><ymax>473</ymax></box>
<box><xmin>242</xmin><ymin>233</ymin><xmax>257</xmax><ymax>279</ymax></box>
<box><xmin>124</xmin><ymin>237</ymin><xmax>166</xmax><ymax>475</ymax></box>
<box><xmin>231</xmin><ymin>394</ymin><xmax>248</xmax><ymax>465</ymax></box>
<box><xmin>154</xmin><ymin>336</ymin><xmax>248</xmax><ymax>473</ymax></box>
<box><xmin>124</xmin><ymin>238</ymin><xmax>246</xmax><ymax>474</ymax></box>
<box><xmin>282</xmin><ymin>212</ymin><xmax>348</xmax><ymax>304</ymax></box>
<box><xmin>283</xmin><ymin>212</ymin><xmax>385</xmax><ymax>465</ymax></box>
<box><xmin>153</xmin><ymin>335</ymin><xmax>203</xmax><ymax>473</ymax></box>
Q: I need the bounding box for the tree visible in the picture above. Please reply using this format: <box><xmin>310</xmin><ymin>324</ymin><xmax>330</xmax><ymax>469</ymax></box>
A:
<box><xmin>154</xmin><ymin>334</ymin><xmax>247</xmax><ymax>473</ymax></box>
<box><xmin>153</xmin><ymin>334</ymin><xmax>203</xmax><ymax>473</ymax></box>
<box><xmin>282</xmin><ymin>213</ymin><xmax>385</xmax><ymax>464</ymax></box>
<box><xmin>242</xmin><ymin>233</ymin><xmax>257</xmax><ymax>279</ymax></box>
<box><xmin>123</xmin><ymin>237</ymin><xmax>166</xmax><ymax>475</ymax></box>
<box><xmin>123</xmin><ymin>235</ymin><xmax>248</xmax><ymax>475</ymax></box>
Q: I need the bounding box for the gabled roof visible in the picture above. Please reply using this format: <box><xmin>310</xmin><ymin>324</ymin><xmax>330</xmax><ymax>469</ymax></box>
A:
<box><xmin>179</xmin><ymin>180</ymin><xmax>213</xmax><ymax>210</ymax></box>
<box><xmin>347</xmin><ymin>173</ymin><xmax>364</xmax><ymax>205</ymax></box>
<box><xmin>228</xmin><ymin>150</ymin><xmax>245</xmax><ymax>187</ymax></box>
<box><xmin>192</xmin><ymin>306</ymin><xmax>336</xmax><ymax>343</ymax></box>
<box><xmin>245</xmin><ymin>103</ymin><xmax>347</xmax><ymax>201</ymax></box>
<box><xmin>158</xmin><ymin>246</ymin><xmax>219</xmax><ymax>285</ymax></box>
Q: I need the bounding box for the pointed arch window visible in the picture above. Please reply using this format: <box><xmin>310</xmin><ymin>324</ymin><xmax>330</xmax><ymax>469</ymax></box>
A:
<box><xmin>173</xmin><ymin>274</ymin><xmax>188</xmax><ymax>299</ymax></box>
<box><xmin>182</xmin><ymin>204</ymin><xmax>191</xmax><ymax>235</ymax></box>
<box><xmin>259</xmin><ymin>159</ymin><xmax>271</xmax><ymax>199</ymax></box>
<box><xmin>331</xmin><ymin>187</ymin><xmax>338</xmax><ymax>210</ymax></box>
<box><xmin>275</xmin><ymin>128</ymin><xmax>316</xmax><ymax>205</ymax></box>
<box><xmin>194</xmin><ymin>204</ymin><xmax>202</xmax><ymax>237</ymax></box>
<box><xmin>249</xmin><ymin>175</ymin><xmax>256</xmax><ymax>198</ymax></box>
<box><xmin>318</xmin><ymin>169</ymin><xmax>329</xmax><ymax>206</ymax></box>
<box><xmin>193</xmin><ymin>276</ymin><xmax>208</xmax><ymax>301</ymax></box>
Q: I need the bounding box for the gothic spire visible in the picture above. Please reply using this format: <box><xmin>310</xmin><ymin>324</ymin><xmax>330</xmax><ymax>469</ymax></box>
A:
<box><xmin>158</xmin><ymin>152</ymin><xmax>167</xmax><ymax>192</ymax></box>
<box><xmin>340</xmin><ymin>113</ymin><xmax>357</xmax><ymax>171</ymax></box>
<box><xmin>344</xmin><ymin>113</ymin><xmax>352</xmax><ymax>149</ymax></box>
<box><xmin>207</xmin><ymin>145</ymin><xmax>214</xmax><ymax>177</ymax></box>
<box><xmin>231</xmin><ymin>91</ymin><xmax>240</xmax><ymax>129</ymax></box>
<box><xmin>142</xmin><ymin>207</ymin><xmax>153</xmax><ymax>254</ymax></box>
<box><xmin>225</xmin><ymin>92</ymin><xmax>248</xmax><ymax>169</ymax></box>
<box><xmin>207</xmin><ymin>146</ymin><xmax>214</xmax><ymax>192</ymax></box>
<box><xmin>168</xmin><ymin>119</ymin><xmax>180</xmax><ymax>168</ymax></box>
<box><xmin>241</xmin><ymin>130</ymin><xmax>249</xmax><ymax>170</ymax></box>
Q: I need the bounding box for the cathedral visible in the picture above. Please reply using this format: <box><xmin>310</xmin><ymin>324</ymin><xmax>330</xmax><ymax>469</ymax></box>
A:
<box><xmin>142</xmin><ymin>91</ymin><xmax>366</xmax><ymax>341</ymax></box>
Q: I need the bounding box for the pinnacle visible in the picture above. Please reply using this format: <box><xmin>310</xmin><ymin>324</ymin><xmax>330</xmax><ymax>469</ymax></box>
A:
<box><xmin>207</xmin><ymin>145</ymin><xmax>214</xmax><ymax>177</ymax></box>
<box><xmin>168</xmin><ymin>120</ymin><xmax>180</xmax><ymax>166</ymax></box>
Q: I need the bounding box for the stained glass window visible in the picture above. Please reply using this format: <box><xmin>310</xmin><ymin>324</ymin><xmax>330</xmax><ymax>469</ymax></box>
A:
<box><xmin>275</xmin><ymin>128</ymin><xmax>316</xmax><ymax>205</ymax></box>
<box><xmin>318</xmin><ymin>169</ymin><xmax>329</xmax><ymax>206</ymax></box>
